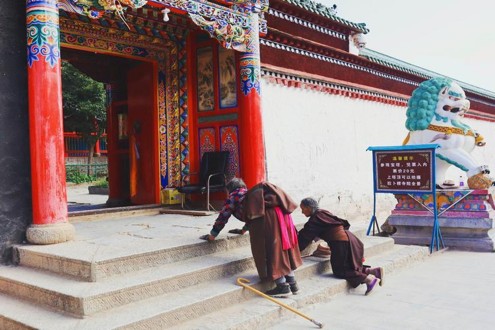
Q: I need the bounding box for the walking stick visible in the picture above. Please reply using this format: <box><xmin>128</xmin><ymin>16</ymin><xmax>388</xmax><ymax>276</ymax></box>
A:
<box><xmin>236</xmin><ymin>278</ymin><xmax>324</xmax><ymax>328</ymax></box>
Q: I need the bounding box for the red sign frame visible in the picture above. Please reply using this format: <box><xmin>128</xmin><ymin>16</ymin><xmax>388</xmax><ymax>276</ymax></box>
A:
<box><xmin>373</xmin><ymin>149</ymin><xmax>434</xmax><ymax>193</ymax></box>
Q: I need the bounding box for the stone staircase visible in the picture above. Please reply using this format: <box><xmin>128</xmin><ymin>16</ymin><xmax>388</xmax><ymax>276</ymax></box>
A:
<box><xmin>0</xmin><ymin>215</ymin><xmax>429</xmax><ymax>330</ymax></box>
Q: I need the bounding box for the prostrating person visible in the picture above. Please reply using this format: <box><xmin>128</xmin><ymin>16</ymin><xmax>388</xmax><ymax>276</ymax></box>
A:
<box><xmin>297</xmin><ymin>197</ymin><xmax>383</xmax><ymax>295</ymax></box>
<box><xmin>200</xmin><ymin>178</ymin><xmax>303</xmax><ymax>297</ymax></box>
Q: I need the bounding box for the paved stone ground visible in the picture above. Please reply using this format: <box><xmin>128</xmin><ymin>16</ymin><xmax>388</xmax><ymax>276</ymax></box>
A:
<box><xmin>269</xmin><ymin>249</ymin><xmax>495</xmax><ymax>330</ymax></box>
<box><xmin>67</xmin><ymin>183</ymin><xmax>108</xmax><ymax>212</ymax></box>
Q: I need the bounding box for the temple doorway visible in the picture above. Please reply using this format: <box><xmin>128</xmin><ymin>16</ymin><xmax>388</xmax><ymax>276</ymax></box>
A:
<box><xmin>62</xmin><ymin>48</ymin><xmax>160</xmax><ymax>212</ymax></box>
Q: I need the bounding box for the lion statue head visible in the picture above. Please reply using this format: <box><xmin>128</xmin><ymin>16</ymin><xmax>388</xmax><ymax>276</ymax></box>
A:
<box><xmin>403</xmin><ymin>77</ymin><xmax>492</xmax><ymax>190</ymax></box>
<box><xmin>405</xmin><ymin>77</ymin><xmax>470</xmax><ymax>132</ymax></box>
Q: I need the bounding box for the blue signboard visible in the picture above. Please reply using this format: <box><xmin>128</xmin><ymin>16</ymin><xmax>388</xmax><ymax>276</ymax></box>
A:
<box><xmin>367</xmin><ymin>144</ymin><xmax>444</xmax><ymax>253</ymax></box>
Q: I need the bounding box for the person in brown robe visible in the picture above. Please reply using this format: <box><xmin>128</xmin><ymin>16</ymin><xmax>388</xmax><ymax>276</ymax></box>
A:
<box><xmin>297</xmin><ymin>197</ymin><xmax>383</xmax><ymax>295</ymax></box>
<box><xmin>201</xmin><ymin>179</ymin><xmax>303</xmax><ymax>297</ymax></box>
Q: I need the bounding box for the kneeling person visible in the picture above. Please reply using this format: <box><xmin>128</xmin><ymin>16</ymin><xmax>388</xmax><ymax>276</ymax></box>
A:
<box><xmin>297</xmin><ymin>198</ymin><xmax>383</xmax><ymax>295</ymax></box>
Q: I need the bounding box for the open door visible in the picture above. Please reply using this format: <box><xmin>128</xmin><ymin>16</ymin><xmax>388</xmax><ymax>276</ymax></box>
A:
<box><xmin>127</xmin><ymin>62</ymin><xmax>159</xmax><ymax>204</ymax></box>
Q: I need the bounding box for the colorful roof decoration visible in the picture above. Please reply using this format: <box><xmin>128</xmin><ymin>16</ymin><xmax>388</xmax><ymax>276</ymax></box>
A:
<box><xmin>60</xmin><ymin>0</ymin><xmax>147</xmax><ymax>19</ymax></box>
<box><xmin>61</xmin><ymin>0</ymin><xmax>269</xmax><ymax>48</ymax></box>
<box><xmin>221</xmin><ymin>0</ymin><xmax>269</xmax><ymax>12</ymax></box>
<box><xmin>189</xmin><ymin>13</ymin><xmax>248</xmax><ymax>51</ymax></box>
<box><xmin>151</xmin><ymin>0</ymin><xmax>268</xmax><ymax>50</ymax></box>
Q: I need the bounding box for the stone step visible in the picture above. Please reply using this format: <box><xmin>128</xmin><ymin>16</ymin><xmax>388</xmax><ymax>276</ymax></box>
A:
<box><xmin>69</xmin><ymin>205</ymin><xmax>163</xmax><ymax>222</ymax></box>
<box><xmin>0</xmin><ymin>244</ymin><xmax>254</xmax><ymax>317</ymax></box>
<box><xmin>13</xmin><ymin>233</ymin><xmax>252</xmax><ymax>282</ymax></box>
<box><xmin>169</xmin><ymin>244</ymin><xmax>430</xmax><ymax>330</ymax></box>
<box><xmin>13</xmin><ymin>222</ymin><xmax>369</xmax><ymax>282</ymax></box>
<box><xmin>0</xmin><ymin>236</ymin><xmax>392</xmax><ymax>327</ymax></box>
<box><xmin>0</xmin><ymin>259</ymin><xmax>328</xmax><ymax>329</ymax></box>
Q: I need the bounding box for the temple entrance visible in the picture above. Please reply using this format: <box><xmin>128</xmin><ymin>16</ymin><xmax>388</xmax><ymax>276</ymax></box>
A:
<box><xmin>62</xmin><ymin>48</ymin><xmax>160</xmax><ymax>212</ymax></box>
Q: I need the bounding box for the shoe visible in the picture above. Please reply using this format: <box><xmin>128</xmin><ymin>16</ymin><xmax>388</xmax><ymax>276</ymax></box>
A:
<box><xmin>366</xmin><ymin>267</ymin><xmax>384</xmax><ymax>286</ymax></box>
<box><xmin>365</xmin><ymin>277</ymin><xmax>378</xmax><ymax>296</ymax></box>
<box><xmin>287</xmin><ymin>281</ymin><xmax>299</xmax><ymax>295</ymax></box>
<box><xmin>284</xmin><ymin>275</ymin><xmax>299</xmax><ymax>295</ymax></box>
<box><xmin>311</xmin><ymin>250</ymin><xmax>331</xmax><ymax>258</ymax></box>
<box><xmin>312</xmin><ymin>244</ymin><xmax>331</xmax><ymax>258</ymax></box>
<box><xmin>265</xmin><ymin>283</ymin><xmax>291</xmax><ymax>297</ymax></box>
<box><xmin>317</xmin><ymin>243</ymin><xmax>331</xmax><ymax>252</ymax></box>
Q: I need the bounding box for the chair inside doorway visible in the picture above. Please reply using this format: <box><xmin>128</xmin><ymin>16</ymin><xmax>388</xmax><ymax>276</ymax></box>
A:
<box><xmin>178</xmin><ymin>151</ymin><xmax>230</xmax><ymax>211</ymax></box>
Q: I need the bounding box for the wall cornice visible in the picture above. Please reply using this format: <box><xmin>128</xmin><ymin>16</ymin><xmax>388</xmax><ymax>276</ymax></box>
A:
<box><xmin>262</xmin><ymin>65</ymin><xmax>495</xmax><ymax>122</ymax></box>
<box><xmin>261</xmin><ymin>65</ymin><xmax>409</xmax><ymax>106</ymax></box>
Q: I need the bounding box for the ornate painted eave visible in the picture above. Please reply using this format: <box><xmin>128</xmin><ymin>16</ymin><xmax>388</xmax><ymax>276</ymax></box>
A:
<box><xmin>58</xmin><ymin>0</ymin><xmax>147</xmax><ymax>19</ymax></box>
<box><xmin>148</xmin><ymin>0</ymin><xmax>268</xmax><ymax>35</ymax></box>
<box><xmin>279</xmin><ymin>0</ymin><xmax>369</xmax><ymax>34</ymax></box>
<box><xmin>59</xmin><ymin>7</ymin><xmax>188</xmax><ymax>46</ymax></box>
<box><xmin>360</xmin><ymin>48</ymin><xmax>495</xmax><ymax>100</ymax></box>
<box><xmin>60</xmin><ymin>0</ymin><xmax>268</xmax><ymax>50</ymax></box>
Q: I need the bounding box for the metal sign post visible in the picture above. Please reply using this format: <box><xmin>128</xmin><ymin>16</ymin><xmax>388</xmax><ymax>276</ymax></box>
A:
<box><xmin>367</xmin><ymin>144</ymin><xmax>444</xmax><ymax>253</ymax></box>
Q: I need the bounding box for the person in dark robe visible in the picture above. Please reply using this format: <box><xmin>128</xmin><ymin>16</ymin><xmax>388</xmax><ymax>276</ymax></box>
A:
<box><xmin>200</xmin><ymin>178</ymin><xmax>303</xmax><ymax>297</ymax></box>
<box><xmin>297</xmin><ymin>197</ymin><xmax>383</xmax><ymax>295</ymax></box>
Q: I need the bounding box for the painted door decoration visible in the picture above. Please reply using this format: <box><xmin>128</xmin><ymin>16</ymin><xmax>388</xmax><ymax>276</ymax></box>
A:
<box><xmin>220</xmin><ymin>125</ymin><xmax>240</xmax><ymax>179</ymax></box>
<box><xmin>199</xmin><ymin>127</ymin><xmax>217</xmax><ymax>156</ymax></box>
<box><xmin>197</xmin><ymin>47</ymin><xmax>214</xmax><ymax>112</ymax></box>
<box><xmin>194</xmin><ymin>38</ymin><xmax>240</xmax><ymax>182</ymax></box>
<box><xmin>219</xmin><ymin>47</ymin><xmax>238</xmax><ymax>109</ymax></box>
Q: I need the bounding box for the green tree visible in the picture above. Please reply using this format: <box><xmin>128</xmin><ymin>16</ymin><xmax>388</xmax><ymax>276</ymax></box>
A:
<box><xmin>62</xmin><ymin>61</ymin><xmax>107</xmax><ymax>176</ymax></box>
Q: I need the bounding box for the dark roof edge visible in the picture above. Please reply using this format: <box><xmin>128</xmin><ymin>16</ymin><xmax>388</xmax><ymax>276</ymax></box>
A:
<box><xmin>360</xmin><ymin>48</ymin><xmax>495</xmax><ymax>99</ymax></box>
<box><xmin>280</xmin><ymin>0</ymin><xmax>369</xmax><ymax>33</ymax></box>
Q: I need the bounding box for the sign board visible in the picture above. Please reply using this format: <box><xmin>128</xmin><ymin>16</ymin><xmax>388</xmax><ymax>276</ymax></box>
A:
<box><xmin>373</xmin><ymin>149</ymin><xmax>434</xmax><ymax>193</ymax></box>
<box><xmin>367</xmin><ymin>144</ymin><xmax>444</xmax><ymax>253</ymax></box>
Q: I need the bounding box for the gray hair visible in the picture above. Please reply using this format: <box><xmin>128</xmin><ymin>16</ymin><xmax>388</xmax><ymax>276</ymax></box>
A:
<box><xmin>300</xmin><ymin>197</ymin><xmax>319</xmax><ymax>214</ymax></box>
<box><xmin>226</xmin><ymin>177</ymin><xmax>247</xmax><ymax>193</ymax></box>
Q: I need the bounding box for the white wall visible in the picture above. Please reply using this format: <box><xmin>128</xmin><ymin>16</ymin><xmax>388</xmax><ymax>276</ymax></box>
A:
<box><xmin>261</xmin><ymin>79</ymin><xmax>495</xmax><ymax>225</ymax></box>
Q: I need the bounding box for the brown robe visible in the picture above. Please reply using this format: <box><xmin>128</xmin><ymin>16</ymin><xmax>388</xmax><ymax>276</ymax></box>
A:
<box><xmin>298</xmin><ymin>209</ymin><xmax>367</xmax><ymax>288</ymax></box>
<box><xmin>243</xmin><ymin>182</ymin><xmax>303</xmax><ymax>281</ymax></box>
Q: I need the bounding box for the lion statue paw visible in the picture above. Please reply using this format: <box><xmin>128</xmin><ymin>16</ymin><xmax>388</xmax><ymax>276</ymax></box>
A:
<box><xmin>467</xmin><ymin>173</ymin><xmax>493</xmax><ymax>190</ymax></box>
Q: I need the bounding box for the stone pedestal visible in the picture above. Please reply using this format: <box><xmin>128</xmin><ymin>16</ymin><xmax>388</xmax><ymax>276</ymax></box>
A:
<box><xmin>26</xmin><ymin>223</ymin><xmax>75</xmax><ymax>245</ymax></box>
<box><xmin>386</xmin><ymin>189</ymin><xmax>495</xmax><ymax>252</ymax></box>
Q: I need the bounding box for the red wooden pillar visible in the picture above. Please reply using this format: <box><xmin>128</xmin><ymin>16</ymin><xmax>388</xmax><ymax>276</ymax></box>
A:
<box><xmin>238</xmin><ymin>13</ymin><xmax>266</xmax><ymax>187</ymax></box>
<box><xmin>26</xmin><ymin>0</ymin><xmax>74</xmax><ymax>244</ymax></box>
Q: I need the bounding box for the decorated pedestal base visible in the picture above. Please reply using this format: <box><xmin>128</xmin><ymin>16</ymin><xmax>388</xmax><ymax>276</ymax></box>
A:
<box><xmin>386</xmin><ymin>189</ymin><xmax>495</xmax><ymax>252</ymax></box>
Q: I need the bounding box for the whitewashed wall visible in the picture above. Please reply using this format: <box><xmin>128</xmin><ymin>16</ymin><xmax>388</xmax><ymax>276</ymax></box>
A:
<box><xmin>261</xmin><ymin>79</ymin><xmax>495</xmax><ymax>226</ymax></box>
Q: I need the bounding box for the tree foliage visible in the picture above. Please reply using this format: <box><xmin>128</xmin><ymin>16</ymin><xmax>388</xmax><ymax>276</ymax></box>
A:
<box><xmin>62</xmin><ymin>61</ymin><xmax>107</xmax><ymax>148</ymax></box>
<box><xmin>62</xmin><ymin>61</ymin><xmax>107</xmax><ymax>175</ymax></box>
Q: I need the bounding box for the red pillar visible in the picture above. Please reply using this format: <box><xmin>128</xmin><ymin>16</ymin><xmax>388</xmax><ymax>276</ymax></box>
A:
<box><xmin>238</xmin><ymin>13</ymin><xmax>266</xmax><ymax>187</ymax></box>
<box><xmin>26</xmin><ymin>0</ymin><xmax>74</xmax><ymax>244</ymax></box>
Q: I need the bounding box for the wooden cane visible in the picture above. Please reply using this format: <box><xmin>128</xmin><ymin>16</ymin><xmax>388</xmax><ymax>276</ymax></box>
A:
<box><xmin>236</xmin><ymin>278</ymin><xmax>324</xmax><ymax>328</ymax></box>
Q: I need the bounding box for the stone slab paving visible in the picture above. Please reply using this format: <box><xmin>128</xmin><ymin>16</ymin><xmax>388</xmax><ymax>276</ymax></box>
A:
<box><xmin>269</xmin><ymin>250</ymin><xmax>495</xmax><ymax>330</ymax></box>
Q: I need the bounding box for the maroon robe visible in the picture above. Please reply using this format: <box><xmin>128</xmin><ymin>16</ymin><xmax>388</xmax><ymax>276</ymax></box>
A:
<box><xmin>243</xmin><ymin>182</ymin><xmax>303</xmax><ymax>281</ymax></box>
<box><xmin>298</xmin><ymin>209</ymin><xmax>367</xmax><ymax>288</ymax></box>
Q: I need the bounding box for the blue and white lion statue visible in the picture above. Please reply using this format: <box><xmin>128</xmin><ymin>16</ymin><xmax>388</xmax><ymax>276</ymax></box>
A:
<box><xmin>403</xmin><ymin>77</ymin><xmax>492</xmax><ymax>189</ymax></box>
